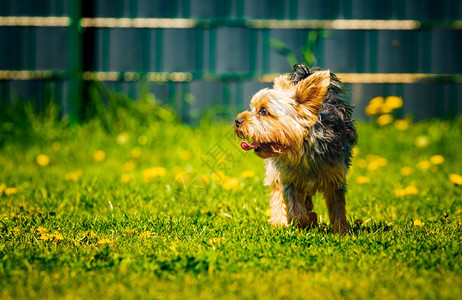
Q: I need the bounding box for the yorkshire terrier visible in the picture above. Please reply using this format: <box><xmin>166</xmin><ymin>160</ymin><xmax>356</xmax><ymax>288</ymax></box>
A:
<box><xmin>234</xmin><ymin>65</ymin><xmax>357</xmax><ymax>234</ymax></box>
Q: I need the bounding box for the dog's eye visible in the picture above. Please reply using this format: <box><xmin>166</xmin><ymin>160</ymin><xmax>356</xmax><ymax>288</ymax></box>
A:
<box><xmin>259</xmin><ymin>107</ymin><xmax>268</xmax><ymax>116</ymax></box>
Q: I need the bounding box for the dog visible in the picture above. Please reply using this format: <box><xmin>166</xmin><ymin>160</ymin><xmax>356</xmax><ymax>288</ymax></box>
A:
<box><xmin>234</xmin><ymin>65</ymin><xmax>357</xmax><ymax>234</ymax></box>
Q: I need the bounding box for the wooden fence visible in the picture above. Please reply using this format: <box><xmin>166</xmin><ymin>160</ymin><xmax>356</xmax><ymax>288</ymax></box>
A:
<box><xmin>0</xmin><ymin>0</ymin><xmax>461</xmax><ymax>122</ymax></box>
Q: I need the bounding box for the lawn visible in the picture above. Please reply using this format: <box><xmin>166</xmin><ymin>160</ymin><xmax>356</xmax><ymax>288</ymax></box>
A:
<box><xmin>0</xmin><ymin>98</ymin><xmax>461</xmax><ymax>299</ymax></box>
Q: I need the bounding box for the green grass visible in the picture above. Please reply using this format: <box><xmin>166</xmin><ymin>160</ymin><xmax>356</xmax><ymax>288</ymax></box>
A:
<box><xmin>0</xmin><ymin>99</ymin><xmax>461</xmax><ymax>299</ymax></box>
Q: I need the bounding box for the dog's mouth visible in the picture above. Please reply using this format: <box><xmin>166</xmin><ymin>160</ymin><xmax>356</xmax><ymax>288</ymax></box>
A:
<box><xmin>240</xmin><ymin>140</ymin><xmax>260</xmax><ymax>151</ymax></box>
<box><xmin>236</xmin><ymin>131</ymin><xmax>284</xmax><ymax>157</ymax></box>
<box><xmin>240</xmin><ymin>140</ymin><xmax>283</xmax><ymax>155</ymax></box>
<box><xmin>236</xmin><ymin>132</ymin><xmax>259</xmax><ymax>151</ymax></box>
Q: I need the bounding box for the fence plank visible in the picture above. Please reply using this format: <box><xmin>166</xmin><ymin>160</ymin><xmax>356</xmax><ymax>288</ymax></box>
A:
<box><xmin>66</xmin><ymin>0</ymin><xmax>82</xmax><ymax>122</ymax></box>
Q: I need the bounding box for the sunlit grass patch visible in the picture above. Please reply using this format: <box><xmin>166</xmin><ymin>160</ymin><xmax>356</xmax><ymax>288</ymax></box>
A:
<box><xmin>0</xmin><ymin>105</ymin><xmax>461</xmax><ymax>299</ymax></box>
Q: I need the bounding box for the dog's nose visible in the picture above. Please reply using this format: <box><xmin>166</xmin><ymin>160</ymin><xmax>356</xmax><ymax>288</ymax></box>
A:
<box><xmin>235</xmin><ymin>118</ymin><xmax>243</xmax><ymax>127</ymax></box>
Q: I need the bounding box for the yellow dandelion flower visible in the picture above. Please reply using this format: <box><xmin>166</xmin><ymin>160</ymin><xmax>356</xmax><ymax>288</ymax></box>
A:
<box><xmin>385</xmin><ymin>96</ymin><xmax>403</xmax><ymax>109</ymax></box>
<box><xmin>36</xmin><ymin>154</ymin><xmax>50</xmax><ymax>166</ymax></box>
<box><xmin>365</xmin><ymin>105</ymin><xmax>379</xmax><ymax>116</ymax></box>
<box><xmin>413</xmin><ymin>219</ymin><xmax>424</xmax><ymax>227</ymax></box>
<box><xmin>365</xmin><ymin>97</ymin><xmax>385</xmax><ymax>116</ymax></box>
<box><xmin>415</xmin><ymin>136</ymin><xmax>429</xmax><ymax>148</ymax></box>
<box><xmin>265</xmin><ymin>209</ymin><xmax>272</xmax><ymax>217</ymax></box>
<box><xmin>394</xmin><ymin>119</ymin><xmax>409</xmax><ymax>130</ymax></box>
<box><xmin>40</xmin><ymin>233</ymin><xmax>50</xmax><ymax>241</ymax></box>
<box><xmin>356</xmin><ymin>176</ymin><xmax>370</xmax><ymax>184</ymax></box>
<box><xmin>240</xmin><ymin>170</ymin><xmax>255</xmax><ymax>178</ymax></box>
<box><xmin>37</xmin><ymin>226</ymin><xmax>48</xmax><ymax>234</ymax></box>
<box><xmin>93</xmin><ymin>150</ymin><xmax>106</xmax><ymax>162</ymax></box>
<box><xmin>395</xmin><ymin>185</ymin><xmax>418</xmax><ymax>197</ymax></box>
<box><xmin>222</xmin><ymin>177</ymin><xmax>242</xmax><ymax>191</ymax></box>
<box><xmin>12</xmin><ymin>227</ymin><xmax>21</xmax><ymax>235</ymax></box>
<box><xmin>394</xmin><ymin>188</ymin><xmax>406</xmax><ymax>197</ymax></box>
<box><xmin>64</xmin><ymin>170</ymin><xmax>83</xmax><ymax>182</ymax></box>
<box><xmin>366</xmin><ymin>154</ymin><xmax>387</xmax><ymax>164</ymax></box>
<box><xmin>366</xmin><ymin>156</ymin><xmax>387</xmax><ymax>171</ymax></box>
<box><xmin>376</xmin><ymin>114</ymin><xmax>394</xmax><ymax>126</ymax></box>
<box><xmin>367</xmin><ymin>162</ymin><xmax>380</xmax><ymax>172</ymax></box>
<box><xmin>417</xmin><ymin>161</ymin><xmax>431</xmax><ymax>170</ymax></box>
<box><xmin>97</xmin><ymin>238</ymin><xmax>113</xmax><ymax>245</ymax></box>
<box><xmin>430</xmin><ymin>155</ymin><xmax>444</xmax><ymax>165</ymax></box>
<box><xmin>175</xmin><ymin>172</ymin><xmax>191</xmax><ymax>184</ymax></box>
<box><xmin>142</xmin><ymin>167</ymin><xmax>166</xmax><ymax>182</ymax></box>
<box><xmin>369</xmin><ymin>96</ymin><xmax>385</xmax><ymax>107</ymax></box>
<box><xmin>211</xmin><ymin>171</ymin><xmax>226</xmax><ymax>183</ymax></box>
<box><xmin>116</xmin><ymin>133</ymin><xmax>129</xmax><ymax>145</ymax></box>
<box><xmin>351</xmin><ymin>147</ymin><xmax>360</xmax><ymax>157</ymax></box>
<box><xmin>139</xmin><ymin>231</ymin><xmax>152</xmax><ymax>239</ymax></box>
<box><xmin>0</xmin><ymin>183</ymin><xmax>6</xmax><ymax>194</ymax></box>
<box><xmin>198</xmin><ymin>174</ymin><xmax>210</xmax><ymax>185</ymax></box>
<box><xmin>4</xmin><ymin>187</ymin><xmax>17</xmax><ymax>195</ymax></box>
<box><xmin>121</xmin><ymin>173</ymin><xmax>132</xmax><ymax>183</ymax></box>
<box><xmin>124</xmin><ymin>160</ymin><xmax>137</xmax><ymax>171</ymax></box>
<box><xmin>179</xmin><ymin>150</ymin><xmax>192</xmax><ymax>160</ymax></box>
<box><xmin>124</xmin><ymin>229</ymin><xmax>137</xmax><ymax>234</ymax></box>
<box><xmin>404</xmin><ymin>185</ymin><xmax>419</xmax><ymax>195</ymax></box>
<box><xmin>449</xmin><ymin>174</ymin><xmax>462</xmax><ymax>186</ymax></box>
<box><xmin>51</xmin><ymin>233</ymin><xmax>64</xmax><ymax>241</ymax></box>
<box><xmin>400</xmin><ymin>166</ymin><xmax>412</xmax><ymax>176</ymax></box>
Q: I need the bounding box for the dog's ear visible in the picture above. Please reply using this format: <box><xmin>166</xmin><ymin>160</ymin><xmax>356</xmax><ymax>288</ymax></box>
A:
<box><xmin>294</xmin><ymin>70</ymin><xmax>330</xmax><ymax>114</ymax></box>
<box><xmin>273</xmin><ymin>74</ymin><xmax>293</xmax><ymax>90</ymax></box>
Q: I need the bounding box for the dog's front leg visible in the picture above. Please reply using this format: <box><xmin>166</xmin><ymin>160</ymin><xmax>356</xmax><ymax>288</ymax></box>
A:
<box><xmin>284</xmin><ymin>184</ymin><xmax>316</xmax><ymax>229</ymax></box>
<box><xmin>268</xmin><ymin>181</ymin><xmax>288</xmax><ymax>226</ymax></box>
<box><xmin>324</xmin><ymin>188</ymin><xmax>348</xmax><ymax>234</ymax></box>
<box><xmin>265</xmin><ymin>160</ymin><xmax>288</xmax><ymax>226</ymax></box>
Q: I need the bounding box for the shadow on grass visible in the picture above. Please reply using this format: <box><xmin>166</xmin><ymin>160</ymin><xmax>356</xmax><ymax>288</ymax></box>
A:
<box><xmin>348</xmin><ymin>219</ymin><xmax>394</xmax><ymax>234</ymax></box>
<box><xmin>293</xmin><ymin>219</ymin><xmax>395</xmax><ymax>236</ymax></box>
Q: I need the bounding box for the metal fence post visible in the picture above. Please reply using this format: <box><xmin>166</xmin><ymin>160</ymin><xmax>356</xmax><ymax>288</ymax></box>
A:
<box><xmin>67</xmin><ymin>0</ymin><xmax>82</xmax><ymax>122</ymax></box>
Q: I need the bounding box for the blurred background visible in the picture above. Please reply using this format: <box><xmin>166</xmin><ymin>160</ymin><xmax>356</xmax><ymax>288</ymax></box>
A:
<box><xmin>0</xmin><ymin>0</ymin><xmax>461</xmax><ymax>123</ymax></box>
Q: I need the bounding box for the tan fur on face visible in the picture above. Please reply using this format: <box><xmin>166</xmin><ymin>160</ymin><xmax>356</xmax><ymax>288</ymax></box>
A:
<box><xmin>235</xmin><ymin>89</ymin><xmax>303</xmax><ymax>159</ymax></box>
<box><xmin>235</xmin><ymin>70</ymin><xmax>331</xmax><ymax>160</ymax></box>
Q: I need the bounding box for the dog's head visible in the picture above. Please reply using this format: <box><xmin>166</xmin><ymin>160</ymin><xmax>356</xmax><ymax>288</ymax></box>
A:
<box><xmin>234</xmin><ymin>69</ymin><xmax>330</xmax><ymax>159</ymax></box>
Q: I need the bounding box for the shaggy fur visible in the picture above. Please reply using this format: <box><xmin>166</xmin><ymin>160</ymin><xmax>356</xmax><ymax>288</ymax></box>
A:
<box><xmin>234</xmin><ymin>64</ymin><xmax>357</xmax><ymax>234</ymax></box>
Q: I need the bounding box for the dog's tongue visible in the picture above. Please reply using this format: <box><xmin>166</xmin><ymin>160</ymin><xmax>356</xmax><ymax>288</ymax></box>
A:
<box><xmin>240</xmin><ymin>141</ymin><xmax>259</xmax><ymax>151</ymax></box>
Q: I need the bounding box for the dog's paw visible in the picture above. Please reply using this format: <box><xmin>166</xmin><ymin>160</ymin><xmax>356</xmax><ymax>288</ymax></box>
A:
<box><xmin>290</xmin><ymin>212</ymin><xmax>318</xmax><ymax>229</ymax></box>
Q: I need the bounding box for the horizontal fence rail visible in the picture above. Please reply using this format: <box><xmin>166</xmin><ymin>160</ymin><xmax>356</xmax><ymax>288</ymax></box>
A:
<box><xmin>0</xmin><ymin>0</ymin><xmax>461</xmax><ymax>122</ymax></box>
<box><xmin>1</xmin><ymin>15</ymin><xmax>461</xmax><ymax>30</ymax></box>
<box><xmin>1</xmin><ymin>70</ymin><xmax>461</xmax><ymax>84</ymax></box>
